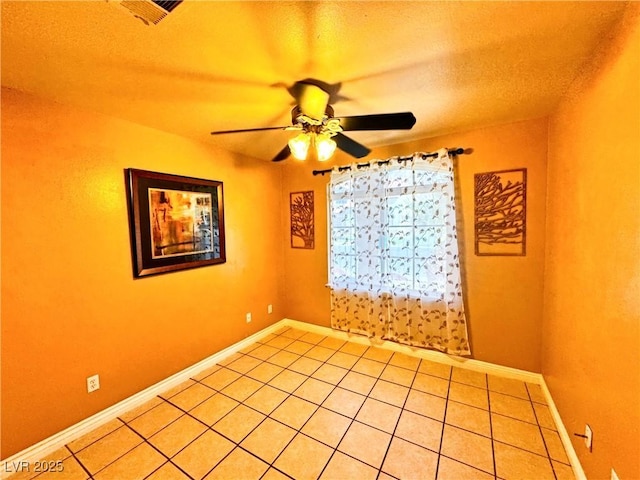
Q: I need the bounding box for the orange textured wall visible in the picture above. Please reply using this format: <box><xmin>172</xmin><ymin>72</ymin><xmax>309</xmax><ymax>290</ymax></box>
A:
<box><xmin>543</xmin><ymin>4</ymin><xmax>640</xmax><ymax>479</ymax></box>
<box><xmin>1</xmin><ymin>88</ymin><xmax>285</xmax><ymax>458</ymax></box>
<box><xmin>281</xmin><ymin>159</ymin><xmax>333</xmax><ymax>327</ymax></box>
<box><xmin>282</xmin><ymin>117</ymin><xmax>548</xmax><ymax>372</ymax></box>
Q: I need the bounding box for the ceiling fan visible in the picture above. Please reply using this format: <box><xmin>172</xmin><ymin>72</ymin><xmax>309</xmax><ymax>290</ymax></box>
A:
<box><xmin>210</xmin><ymin>79</ymin><xmax>417</xmax><ymax>162</ymax></box>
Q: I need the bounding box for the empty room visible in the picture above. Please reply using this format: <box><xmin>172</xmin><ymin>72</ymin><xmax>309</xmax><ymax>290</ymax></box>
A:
<box><xmin>1</xmin><ymin>1</ymin><xmax>638</xmax><ymax>480</ymax></box>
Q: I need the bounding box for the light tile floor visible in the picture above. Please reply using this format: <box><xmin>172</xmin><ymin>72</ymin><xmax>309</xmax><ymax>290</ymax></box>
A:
<box><xmin>8</xmin><ymin>327</ymin><xmax>576</xmax><ymax>480</ymax></box>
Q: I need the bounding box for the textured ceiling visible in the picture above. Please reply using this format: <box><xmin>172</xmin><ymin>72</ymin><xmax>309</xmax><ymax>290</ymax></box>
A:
<box><xmin>1</xmin><ymin>1</ymin><xmax>628</xmax><ymax>162</ymax></box>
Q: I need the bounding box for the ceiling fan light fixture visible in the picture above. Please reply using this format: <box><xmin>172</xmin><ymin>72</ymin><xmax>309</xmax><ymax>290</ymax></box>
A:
<box><xmin>210</xmin><ymin>79</ymin><xmax>416</xmax><ymax>163</ymax></box>
<box><xmin>288</xmin><ymin>133</ymin><xmax>311</xmax><ymax>160</ymax></box>
<box><xmin>316</xmin><ymin>133</ymin><xmax>337</xmax><ymax>162</ymax></box>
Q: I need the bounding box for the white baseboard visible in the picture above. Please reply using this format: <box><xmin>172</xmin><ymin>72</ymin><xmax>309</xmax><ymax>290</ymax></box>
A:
<box><xmin>280</xmin><ymin>318</ymin><xmax>543</xmax><ymax>384</ymax></box>
<box><xmin>539</xmin><ymin>378</ymin><xmax>587</xmax><ymax>480</ymax></box>
<box><xmin>3</xmin><ymin>318</ymin><xmax>583</xmax><ymax>480</ymax></box>
<box><xmin>0</xmin><ymin>319</ymin><xmax>289</xmax><ymax>478</ymax></box>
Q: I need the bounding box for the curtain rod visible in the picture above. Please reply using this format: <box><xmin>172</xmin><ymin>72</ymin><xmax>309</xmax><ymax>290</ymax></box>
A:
<box><xmin>311</xmin><ymin>147</ymin><xmax>469</xmax><ymax>176</ymax></box>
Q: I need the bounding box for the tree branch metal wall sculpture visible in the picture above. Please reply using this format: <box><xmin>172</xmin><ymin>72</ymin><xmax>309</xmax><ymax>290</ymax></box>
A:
<box><xmin>290</xmin><ymin>191</ymin><xmax>315</xmax><ymax>249</ymax></box>
<box><xmin>474</xmin><ymin>168</ymin><xmax>527</xmax><ymax>255</ymax></box>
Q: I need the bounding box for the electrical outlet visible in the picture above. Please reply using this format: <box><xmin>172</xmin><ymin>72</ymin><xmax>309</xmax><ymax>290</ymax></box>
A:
<box><xmin>267</xmin><ymin>304</ymin><xmax>273</xmax><ymax>314</ymax></box>
<box><xmin>87</xmin><ymin>374</ymin><xmax>100</xmax><ymax>393</ymax></box>
<box><xmin>611</xmin><ymin>468</ymin><xmax>620</xmax><ymax>480</ymax></box>
<box><xmin>584</xmin><ymin>424</ymin><xmax>593</xmax><ymax>451</ymax></box>
<box><xmin>246</xmin><ymin>312</ymin><xmax>252</xmax><ymax>323</ymax></box>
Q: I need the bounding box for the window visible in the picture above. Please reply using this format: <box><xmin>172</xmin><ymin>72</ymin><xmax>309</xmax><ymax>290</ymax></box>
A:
<box><xmin>328</xmin><ymin>164</ymin><xmax>449</xmax><ymax>299</ymax></box>
<box><xmin>327</xmin><ymin>150</ymin><xmax>469</xmax><ymax>355</ymax></box>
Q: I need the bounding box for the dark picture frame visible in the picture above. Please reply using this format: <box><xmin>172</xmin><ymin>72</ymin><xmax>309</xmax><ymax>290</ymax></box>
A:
<box><xmin>126</xmin><ymin>169</ymin><xmax>226</xmax><ymax>277</ymax></box>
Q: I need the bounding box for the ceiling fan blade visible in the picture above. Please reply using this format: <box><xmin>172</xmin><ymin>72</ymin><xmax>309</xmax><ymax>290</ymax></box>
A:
<box><xmin>211</xmin><ymin>125</ymin><xmax>290</xmax><ymax>135</ymax></box>
<box><xmin>334</xmin><ymin>133</ymin><xmax>371</xmax><ymax>159</ymax></box>
<box><xmin>337</xmin><ymin>112</ymin><xmax>416</xmax><ymax>131</ymax></box>
<box><xmin>298</xmin><ymin>82</ymin><xmax>330</xmax><ymax>120</ymax></box>
<box><xmin>272</xmin><ymin>144</ymin><xmax>291</xmax><ymax>162</ymax></box>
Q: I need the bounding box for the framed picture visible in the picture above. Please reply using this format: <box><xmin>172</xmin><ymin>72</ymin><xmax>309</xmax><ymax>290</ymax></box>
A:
<box><xmin>474</xmin><ymin>168</ymin><xmax>527</xmax><ymax>256</ymax></box>
<box><xmin>126</xmin><ymin>169</ymin><xmax>226</xmax><ymax>277</ymax></box>
<box><xmin>290</xmin><ymin>191</ymin><xmax>315</xmax><ymax>249</ymax></box>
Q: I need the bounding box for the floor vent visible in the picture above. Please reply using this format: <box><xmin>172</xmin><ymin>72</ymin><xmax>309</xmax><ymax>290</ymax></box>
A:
<box><xmin>113</xmin><ymin>0</ymin><xmax>183</xmax><ymax>25</ymax></box>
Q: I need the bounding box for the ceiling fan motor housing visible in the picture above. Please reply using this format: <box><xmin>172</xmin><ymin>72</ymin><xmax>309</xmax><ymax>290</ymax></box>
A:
<box><xmin>291</xmin><ymin>105</ymin><xmax>340</xmax><ymax>136</ymax></box>
<box><xmin>291</xmin><ymin>104</ymin><xmax>334</xmax><ymax>124</ymax></box>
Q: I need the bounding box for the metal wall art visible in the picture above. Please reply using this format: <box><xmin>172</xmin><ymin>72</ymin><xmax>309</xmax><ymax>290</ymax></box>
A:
<box><xmin>474</xmin><ymin>168</ymin><xmax>527</xmax><ymax>256</ymax></box>
<box><xmin>290</xmin><ymin>190</ymin><xmax>315</xmax><ymax>249</ymax></box>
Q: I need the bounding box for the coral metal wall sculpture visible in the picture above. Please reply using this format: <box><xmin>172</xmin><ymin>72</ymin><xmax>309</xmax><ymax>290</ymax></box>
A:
<box><xmin>474</xmin><ymin>168</ymin><xmax>527</xmax><ymax>256</ymax></box>
<box><xmin>290</xmin><ymin>191</ymin><xmax>315</xmax><ymax>249</ymax></box>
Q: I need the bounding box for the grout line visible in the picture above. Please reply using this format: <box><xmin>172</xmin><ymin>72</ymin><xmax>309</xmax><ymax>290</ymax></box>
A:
<box><xmin>492</xmin><ymin>439</ymin><xmax>563</xmax><ymax>461</ymax></box>
<box><xmin>269</xmin><ymin>331</ymin><xmax>368</xmax><ymax>477</ymax></box>
<box><xmin>65</xmin><ymin>418</ymin><xmax>127</xmax><ymax>456</ymax></box>
<box><xmin>122</xmin><ymin>416</ymin><xmax>197</xmax><ymax>480</ymax></box>
<box><xmin>375</xmin><ymin>354</ymin><xmax>425</xmax><ymax>479</ymax></box>
<box><xmin>429</xmin><ymin>367</ymin><xmax>503</xmax><ymax>478</ymax></box>
<box><xmin>539</xmin><ymin>427</ymin><xmax>572</xmax><ymax>467</ymax></box>
<box><xmin>187</xmin><ymin>330</ymin><xmax>339</xmax><ymax>477</ymax></box>
<box><xmin>252</xmin><ymin>330</ymin><xmax>428</xmax><ymax>475</ymax></box>
<box><xmin>66</xmin><ymin>417</ymin><xmax>130</xmax><ymax>479</ymax></box>
<box><xmin>125</xmin><ymin>424</ymin><xmax>195</xmax><ymax>480</ymax></box>
<box><xmin>65</xmin><ymin>445</ymin><xmax>94</xmax><ymax>480</ymax></box>
<box><xmin>436</xmin><ymin>367</ymin><xmax>453</xmax><ymax>478</ymax></box>
<box><xmin>317</xmin><ymin>404</ymin><xmax>371</xmax><ymax>474</ymax></box>
<box><xmin>294</xmin><ymin>335</ymin><xmax>396</xmax><ymax>476</ymax></box>
<box><xmin>277</xmin><ymin>332</ymin><xmax>499</xmax><ymax>478</ymax></box>
<box><xmin>486</xmin><ymin>374</ymin><xmax>498</xmax><ymax>480</ymax></box>
<box><xmin>198</xmin><ymin>445</ymin><xmax>248</xmax><ymax>480</ymax></box>
<box><xmin>434</xmin><ymin>363</ymin><xmax>454</xmax><ymax>479</ymax></box>
<box><xmin>257</xmin><ymin>465</ymin><xmax>294</xmax><ymax>480</ymax></box>
<box><xmin>141</xmin><ymin>461</ymin><xmax>180</xmax><ymax>480</ymax></box>
<box><xmin>267</xmin><ymin>346</ymin><xmax>340</xmax><ymax>476</ymax></box>
<box><xmin>145</xmin><ymin>390</ymin><xmax>292</xmax><ymax>479</ymax></box>
<box><xmin>280</xmin><ymin>330</ymin><xmax>530</xmax><ymax>477</ymax></box>
<box><xmin>528</xmin><ymin>386</ymin><xmax>559</xmax><ymax>480</ymax></box>
<box><xmin>233</xmin><ymin>334</ymin><xmax>407</xmax><ymax>476</ymax></box>
<box><xmin>123</xmin><ymin>391</ymin><xmax>248</xmax><ymax>477</ymax></box>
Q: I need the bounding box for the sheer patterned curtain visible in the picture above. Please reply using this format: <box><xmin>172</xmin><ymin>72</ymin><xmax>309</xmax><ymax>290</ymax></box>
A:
<box><xmin>328</xmin><ymin>148</ymin><xmax>470</xmax><ymax>355</ymax></box>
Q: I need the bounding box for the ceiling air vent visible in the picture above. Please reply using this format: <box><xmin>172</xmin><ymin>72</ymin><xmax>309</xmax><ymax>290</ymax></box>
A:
<box><xmin>112</xmin><ymin>0</ymin><xmax>183</xmax><ymax>25</ymax></box>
